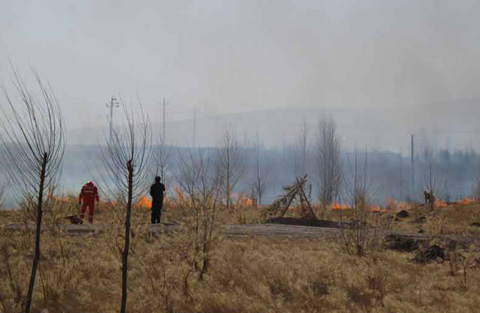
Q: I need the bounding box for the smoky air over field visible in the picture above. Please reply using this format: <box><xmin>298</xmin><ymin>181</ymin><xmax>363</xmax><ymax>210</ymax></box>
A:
<box><xmin>2</xmin><ymin>1</ymin><xmax>480</xmax><ymax>206</ymax></box>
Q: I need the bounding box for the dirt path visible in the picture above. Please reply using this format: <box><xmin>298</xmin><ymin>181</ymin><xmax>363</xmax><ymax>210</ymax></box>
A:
<box><xmin>5</xmin><ymin>223</ymin><xmax>340</xmax><ymax>238</ymax></box>
<box><xmin>223</xmin><ymin>224</ymin><xmax>341</xmax><ymax>239</ymax></box>
<box><xmin>4</xmin><ymin>223</ymin><xmax>480</xmax><ymax>248</ymax></box>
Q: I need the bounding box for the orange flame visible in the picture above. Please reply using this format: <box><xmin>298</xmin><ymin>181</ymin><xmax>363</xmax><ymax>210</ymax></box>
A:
<box><xmin>385</xmin><ymin>197</ymin><xmax>409</xmax><ymax>211</ymax></box>
<box><xmin>331</xmin><ymin>202</ymin><xmax>350</xmax><ymax>210</ymax></box>
<box><xmin>457</xmin><ymin>197</ymin><xmax>473</xmax><ymax>205</ymax></box>
<box><xmin>370</xmin><ymin>206</ymin><xmax>389</xmax><ymax>213</ymax></box>
<box><xmin>105</xmin><ymin>199</ymin><xmax>116</xmax><ymax>207</ymax></box>
<box><xmin>434</xmin><ymin>200</ymin><xmax>448</xmax><ymax>209</ymax></box>
<box><xmin>237</xmin><ymin>195</ymin><xmax>255</xmax><ymax>206</ymax></box>
<box><xmin>135</xmin><ymin>195</ymin><xmax>152</xmax><ymax>208</ymax></box>
<box><xmin>174</xmin><ymin>185</ymin><xmax>184</xmax><ymax>202</ymax></box>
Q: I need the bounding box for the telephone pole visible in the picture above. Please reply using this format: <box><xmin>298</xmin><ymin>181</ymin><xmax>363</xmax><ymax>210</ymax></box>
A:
<box><xmin>193</xmin><ymin>106</ymin><xmax>197</xmax><ymax>147</ymax></box>
<box><xmin>411</xmin><ymin>134</ymin><xmax>415</xmax><ymax>201</ymax></box>
<box><xmin>106</xmin><ymin>96</ymin><xmax>119</xmax><ymax>140</ymax></box>
<box><xmin>399</xmin><ymin>148</ymin><xmax>404</xmax><ymax>201</ymax></box>
<box><xmin>162</xmin><ymin>98</ymin><xmax>166</xmax><ymax>145</ymax></box>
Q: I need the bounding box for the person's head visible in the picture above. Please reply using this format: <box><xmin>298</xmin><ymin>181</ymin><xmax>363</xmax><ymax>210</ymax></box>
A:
<box><xmin>87</xmin><ymin>181</ymin><xmax>93</xmax><ymax>186</ymax></box>
<box><xmin>155</xmin><ymin>176</ymin><xmax>161</xmax><ymax>183</ymax></box>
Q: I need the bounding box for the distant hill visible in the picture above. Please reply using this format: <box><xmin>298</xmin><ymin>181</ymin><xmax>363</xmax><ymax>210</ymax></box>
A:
<box><xmin>68</xmin><ymin>101</ymin><xmax>480</xmax><ymax>152</ymax></box>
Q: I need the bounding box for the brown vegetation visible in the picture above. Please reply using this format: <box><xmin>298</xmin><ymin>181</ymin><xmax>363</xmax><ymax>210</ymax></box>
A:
<box><xmin>2</xmin><ymin>199</ymin><xmax>480</xmax><ymax>312</ymax></box>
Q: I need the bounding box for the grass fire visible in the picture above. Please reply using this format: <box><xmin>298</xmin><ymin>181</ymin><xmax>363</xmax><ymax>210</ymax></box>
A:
<box><xmin>3</xmin><ymin>2</ymin><xmax>480</xmax><ymax>312</ymax></box>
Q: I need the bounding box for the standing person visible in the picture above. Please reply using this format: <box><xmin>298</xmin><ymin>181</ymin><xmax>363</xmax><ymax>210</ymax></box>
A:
<box><xmin>150</xmin><ymin>176</ymin><xmax>166</xmax><ymax>224</ymax></box>
<box><xmin>79</xmin><ymin>181</ymin><xmax>99</xmax><ymax>223</ymax></box>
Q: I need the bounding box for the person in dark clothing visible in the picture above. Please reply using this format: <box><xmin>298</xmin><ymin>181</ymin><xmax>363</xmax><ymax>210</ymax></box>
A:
<box><xmin>150</xmin><ymin>176</ymin><xmax>166</xmax><ymax>224</ymax></box>
<box><xmin>424</xmin><ymin>190</ymin><xmax>435</xmax><ymax>210</ymax></box>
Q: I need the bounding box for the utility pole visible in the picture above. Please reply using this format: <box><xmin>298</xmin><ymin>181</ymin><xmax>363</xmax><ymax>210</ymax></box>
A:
<box><xmin>162</xmin><ymin>98</ymin><xmax>166</xmax><ymax>145</ymax></box>
<box><xmin>411</xmin><ymin>134</ymin><xmax>415</xmax><ymax>201</ymax></box>
<box><xmin>193</xmin><ymin>106</ymin><xmax>197</xmax><ymax>147</ymax></box>
<box><xmin>399</xmin><ymin>148</ymin><xmax>404</xmax><ymax>201</ymax></box>
<box><xmin>157</xmin><ymin>97</ymin><xmax>169</xmax><ymax>188</ymax></box>
<box><xmin>106</xmin><ymin>96</ymin><xmax>119</xmax><ymax>140</ymax></box>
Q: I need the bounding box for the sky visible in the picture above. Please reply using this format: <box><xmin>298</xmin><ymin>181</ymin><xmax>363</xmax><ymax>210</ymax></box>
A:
<box><xmin>1</xmin><ymin>0</ymin><xmax>480</xmax><ymax>149</ymax></box>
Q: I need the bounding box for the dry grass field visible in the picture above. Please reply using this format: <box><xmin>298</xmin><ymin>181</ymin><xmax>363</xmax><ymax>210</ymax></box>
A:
<box><xmin>1</xmin><ymin>198</ymin><xmax>480</xmax><ymax>313</ymax></box>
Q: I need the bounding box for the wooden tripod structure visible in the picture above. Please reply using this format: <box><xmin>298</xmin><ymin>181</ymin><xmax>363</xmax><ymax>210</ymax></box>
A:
<box><xmin>270</xmin><ymin>174</ymin><xmax>317</xmax><ymax>219</ymax></box>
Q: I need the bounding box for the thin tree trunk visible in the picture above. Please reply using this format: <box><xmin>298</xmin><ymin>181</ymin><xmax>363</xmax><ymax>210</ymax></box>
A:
<box><xmin>25</xmin><ymin>152</ymin><xmax>47</xmax><ymax>313</ymax></box>
<box><xmin>120</xmin><ymin>160</ymin><xmax>134</xmax><ymax>313</ymax></box>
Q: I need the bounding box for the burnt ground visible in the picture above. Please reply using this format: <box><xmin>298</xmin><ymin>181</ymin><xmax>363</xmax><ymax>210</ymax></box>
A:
<box><xmin>4</xmin><ymin>221</ymin><xmax>480</xmax><ymax>250</ymax></box>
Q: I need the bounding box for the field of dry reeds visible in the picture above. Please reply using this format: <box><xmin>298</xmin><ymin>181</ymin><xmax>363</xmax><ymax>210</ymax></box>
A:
<box><xmin>1</xmin><ymin>197</ymin><xmax>480</xmax><ymax>313</ymax></box>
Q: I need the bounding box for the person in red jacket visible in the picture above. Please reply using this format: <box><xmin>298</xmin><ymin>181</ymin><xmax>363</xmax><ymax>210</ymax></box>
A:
<box><xmin>78</xmin><ymin>181</ymin><xmax>99</xmax><ymax>223</ymax></box>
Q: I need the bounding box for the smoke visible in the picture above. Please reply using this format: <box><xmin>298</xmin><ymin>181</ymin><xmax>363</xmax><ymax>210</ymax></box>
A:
<box><xmin>2</xmin><ymin>1</ymin><xmax>480</xmax><ymax>206</ymax></box>
<box><xmin>2</xmin><ymin>0</ymin><xmax>480</xmax><ymax>138</ymax></box>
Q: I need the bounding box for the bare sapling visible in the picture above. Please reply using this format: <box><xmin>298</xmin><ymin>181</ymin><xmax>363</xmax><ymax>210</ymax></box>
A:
<box><xmin>100</xmin><ymin>101</ymin><xmax>152</xmax><ymax>313</ymax></box>
<box><xmin>249</xmin><ymin>132</ymin><xmax>269</xmax><ymax>206</ymax></box>
<box><xmin>217</xmin><ymin>126</ymin><xmax>244</xmax><ymax>209</ymax></box>
<box><xmin>177</xmin><ymin>148</ymin><xmax>221</xmax><ymax>281</ymax></box>
<box><xmin>0</xmin><ymin>69</ymin><xmax>65</xmax><ymax>313</ymax></box>
<box><xmin>316</xmin><ymin>115</ymin><xmax>341</xmax><ymax>207</ymax></box>
<box><xmin>422</xmin><ymin>147</ymin><xmax>445</xmax><ymax>211</ymax></box>
<box><xmin>341</xmin><ymin>147</ymin><xmax>378</xmax><ymax>256</ymax></box>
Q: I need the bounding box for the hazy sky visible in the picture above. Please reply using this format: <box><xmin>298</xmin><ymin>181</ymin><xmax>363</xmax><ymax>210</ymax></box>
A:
<box><xmin>1</xmin><ymin>0</ymin><xmax>480</xmax><ymax>146</ymax></box>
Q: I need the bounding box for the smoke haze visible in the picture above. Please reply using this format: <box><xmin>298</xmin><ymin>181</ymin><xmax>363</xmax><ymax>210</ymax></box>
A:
<box><xmin>1</xmin><ymin>0</ymin><xmax>480</xmax><ymax>149</ymax></box>
<box><xmin>2</xmin><ymin>1</ymin><xmax>480</xmax><ymax>206</ymax></box>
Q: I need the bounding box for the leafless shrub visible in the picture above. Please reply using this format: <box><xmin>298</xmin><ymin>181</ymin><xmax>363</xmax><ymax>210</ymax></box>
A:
<box><xmin>176</xmin><ymin>148</ymin><xmax>221</xmax><ymax>281</ymax></box>
<box><xmin>343</xmin><ymin>147</ymin><xmax>377</xmax><ymax>209</ymax></box>
<box><xmin>341</xmin><ymin>147</ymin><xmax>378</xmax><ymax>256</ymax></box>
<box><xmin>0</xmin><ymin>69</ymin><xmax>65</xmax><ymax>313</ymax></box>
<box><xmin>422</xmin><ymin>147</ymin><xmax>445</xmax><ymax>210</ymax></box>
